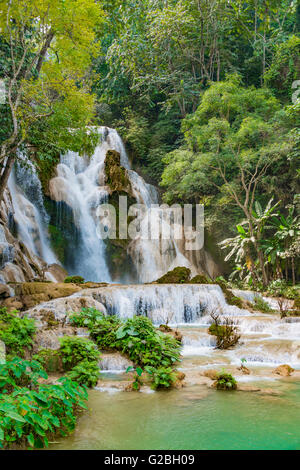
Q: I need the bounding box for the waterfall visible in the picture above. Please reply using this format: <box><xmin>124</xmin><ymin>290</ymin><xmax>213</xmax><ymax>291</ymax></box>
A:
<box><xmin>48</xmin><ymin>127</ymin><xmax>196</xmax><ymax>283</ymax></box>
<box><xmin>8</xmin><ymin>163</ymin><xmax>57</xmax><ymax>266</ymax></box>
<box><xmin>77</xmin><ymin>284</ymin><xmax>248</xmax><ymax>324</ymax></box>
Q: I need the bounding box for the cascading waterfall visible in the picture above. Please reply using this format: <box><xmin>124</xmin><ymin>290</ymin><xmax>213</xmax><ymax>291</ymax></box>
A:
<box><xmin>48</xmin><ymin>127</ymin><xmax>195</xmax><ymax>283</ymax></box>
<box><xmin>8</xmin><ymin>162</ymin><xmax>58</xmax><ymax>266</ymax></box>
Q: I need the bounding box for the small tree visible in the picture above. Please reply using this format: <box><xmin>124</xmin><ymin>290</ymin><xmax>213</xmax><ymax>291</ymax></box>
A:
<box><xmin>208</xmin><ymin>312</ymin><xmax>241</xmax><ymax>350</ymax></box>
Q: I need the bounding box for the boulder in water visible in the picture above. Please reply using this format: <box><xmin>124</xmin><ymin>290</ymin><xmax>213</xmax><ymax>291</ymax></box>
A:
<box><xmin>272</xmin><ymin>364</ymin><xmax>295</xmax><ymax>377</ymax></box>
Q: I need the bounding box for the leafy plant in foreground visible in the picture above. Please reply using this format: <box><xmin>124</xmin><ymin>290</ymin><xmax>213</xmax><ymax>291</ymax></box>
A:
<box><xmin>0</xmin><ymin>358</ymin><xmax>88</xmax><ymax>449</ymax></box>
<box><xmin>0</xmin><ymin>308</ymin><xmax>36</xmax><ymax>356</ymax></box>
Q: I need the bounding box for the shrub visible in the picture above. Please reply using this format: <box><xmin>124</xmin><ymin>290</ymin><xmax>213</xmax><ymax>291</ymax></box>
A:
<box><xmin>79</xmin><ymin>311</ymin><xmax>182</xmax><ymax>389</ymax></box>
<box><xmin>69</xmin><ymin>308</ymin><xmax>105</xmax><ymax>328</ymax></box>
<box><xmin>64</xmin><ymin>276</ymin><xmax>85</xmax><ymax>284</ymax></box>
<box><xmin>126</xmin><ymin>366</ymin><xmax>144</xmax><ymax>391</ymax></box>
<box><xmin>215</xmin><ymin>372</ymin><xmax>237</xmax><ymax>391</ymax></box>
<box><xmin>67</xmin><ymin>360</ymin><xmax>100</xmax><ymax>388</ymax></box>
<box><xmin>145</xmin><ymin>366</ymin><xmax>177</xmax><ymax>390</ymax></box>
<box><xmin>0</xmin><ymin>358</ymin><xmax>88</xmax><ymax>449</ymax></box>
<box><xmin>208</xmin><ymin>313</ymin><xmax>241</xmax><ymax>349</ymax></box>
<box><xmin>58</xmin><ymin>336</ymin><xmax>101</xmax><ymax>371</ymax></box>
<box><xmin>0</xmin><ymin>308</ymin><xmax>36</xmax><ymax>356</ymax></box>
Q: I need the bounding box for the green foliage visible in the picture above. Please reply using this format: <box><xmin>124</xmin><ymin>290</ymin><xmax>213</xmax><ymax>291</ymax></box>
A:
<box><xmin>0</xmin><ymin>358</ymin><xmax>88</xmax><ymax>449</ymax></box>
<box><xmin>69</xmin><ymin>307</ymin><xmax>105</xmax><ymax>328</ymax></box>
<box><xmin>70</xmin><ymin>310</ymin><xmax>182</xmax><ymax>389</ymax></box>
<box><xmin>216</xmin><ymin>372</ymin><xmax>237</xmax><ymax>391</ymax></box>
<box><xmin>64</xmin><ymin>276</ymin><xmax>85</xmax><ymax>284</ymax></box>
<box><xmin>126</xmin><ymin>366</ymin><xmax>144</xmax><ymax>391</ymax></box>
<box><xmin>251</xmin><ymin>296</ymin><xmax>273</xmax><ymax>313</ymax></box>
<box><xmin>67</xmin><ymin>360</ymin><xmax>100</xmax><ymax>388</ymax></box>
<box><xmin>58</xmin><ymin>336</ymin><xmax>101</xmax><ymax>371</ymax></box>
<box><xmin>0</xmin><ymin>308</ymin><xmax>36</xmax><ymax>356</ymax></box>
<box><xmin>145</xmin><ymin>366</ymin><xmax>177</xmax><ymax>390</ymax></box>
<box><xmin>265</xmin><ymin>35</ymin><xmax>300</xmax><ymax>101</ymax></box>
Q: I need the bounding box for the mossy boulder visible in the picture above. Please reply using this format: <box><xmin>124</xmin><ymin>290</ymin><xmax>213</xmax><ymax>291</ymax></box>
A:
<box><xmin>105</xmin><ymin>150</ymin><xmax>133</xmax><ymax>194</ymax></box>
<box><xmin>155</xmin><ymin>267</ymin><xmax>191</xmax><ymax>284</ymax></box>
<box><xmin>189</xmin><ymin>274</ymin><xmax>212</xmax><ymax>284</ymax></box>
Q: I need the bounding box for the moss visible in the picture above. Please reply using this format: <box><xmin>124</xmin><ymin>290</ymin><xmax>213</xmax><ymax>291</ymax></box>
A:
<box><xmin>36</xmin><ymin>154</ymin><xmax>60</xmax><ymax>195</ymax></box>
<box><xmin>215</xmin><ymin>280</ymin><xmax>243</xmax><ymax>308</ymax></box>
<box><xmin>156</xmin><ymin>267</ymin><xmax>191</xmax><ymax>284</ymax></box>
<box><xmin>105</xmin><ymin>150</ymin><xmax>132</xmax><ymax>194</ymax></box>
<box><xmin>189</xmin><ymin>274</ymin><xmax>212</xmax><ymax>284</ymax></box>
<box><xmin>33</xmin><ymin>348</ymin><xmax>63</xmax><ymax>373</ymax></box>
<box><xmin>64</xmin><ymin>276</ymin><xmax>85</xmax><ymax>284</ymax></box>
<box><xmin>48</xmin><ymin>225</ymin><xmax>68</xmax><ymax>264</ymax></box>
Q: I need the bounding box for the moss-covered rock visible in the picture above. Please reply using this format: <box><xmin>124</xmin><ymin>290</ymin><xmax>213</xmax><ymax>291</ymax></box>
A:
<box><xmin>189</xmin><ymin>274</ymin><xmax>212</xmax><ymax>284</ymax></box>
<box><xmin>105</xmin><ymin>150</ymin><xmax>133</xmax><ymax>194</ymax></box>
<box><xmin>155</xmin><ymin>267</ymin><xmax>191</xmax><ymax>284</ymax></box>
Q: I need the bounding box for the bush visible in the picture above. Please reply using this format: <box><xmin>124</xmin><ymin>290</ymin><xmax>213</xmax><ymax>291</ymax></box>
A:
<box><xmin>208</xmin><ymin>313</ymin><xmax>241</xmax><ymax>349</ymax></box>
<box><xmin>216</xmin><ymin>372</ymin><xmax>237</xmax><ymax>391</ymax></box>
<box><xmin>58</xmin><ymin>336</ymin><xmax>101</xmax><ymax>371</ymax></box>
<box><xmin>69</xmin><ymin>308</ymin><xmax>105</xmax><ymax>329</ymax></box>
<box><xmin>67</xmin><ymin>360</ymin><xmax>100</xmax><ymax>388</ymax></box>
<box><xmin>0</xmin><ymin>308</ymin><xmax>36</xmax><ymax>356</ymax></box>
<box><xmin>0</xmin><ymin>358</ymin><xmax>88</xmax><ymax>449</ymax></box>
<box><xmin>72</xmin><ymin>310</ymin><xmax>182</xmax><ymax>389</ymax></box>
<box><xmin>64</xmin><ymin>276</ymin><xmax>85</xmax><ymax>284</ymax></box>
<box><xmin>145</xmin><ymin>366</ymin><xmax>177</xmax><ymax>390</ymax></box>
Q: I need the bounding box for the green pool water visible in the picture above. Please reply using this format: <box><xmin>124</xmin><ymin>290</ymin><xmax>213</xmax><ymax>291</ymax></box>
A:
<box><xmin>50</xmin><ymin>381</ymin><xmax>300</xmax><ymax>450</ymax></box>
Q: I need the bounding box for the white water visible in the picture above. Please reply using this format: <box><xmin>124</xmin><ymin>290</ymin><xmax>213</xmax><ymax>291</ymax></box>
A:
<box><xmin>49</xmin><ymin>127</ymin><xmax>196</xmax><ymax>283</ymax></box>
<box><xmin>8</xmin><ymin>164</ymin><xmax>57</xmax><ymax>265</ymax></box>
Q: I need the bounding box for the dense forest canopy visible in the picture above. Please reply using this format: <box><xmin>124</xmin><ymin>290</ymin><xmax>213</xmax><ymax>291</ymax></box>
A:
<box><xmin>0</xmin><ymin>0</ymin><xmax>299</xmax><ymax>287</ymax></box>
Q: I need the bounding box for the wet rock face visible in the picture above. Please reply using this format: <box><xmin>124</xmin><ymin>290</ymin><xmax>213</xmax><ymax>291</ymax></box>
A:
<box><xmin>24</xmin><ymin>295</ymin><xmax>107</xmax><ymax>328</ymax></box>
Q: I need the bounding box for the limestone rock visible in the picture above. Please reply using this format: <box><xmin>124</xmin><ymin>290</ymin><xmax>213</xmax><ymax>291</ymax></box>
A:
<box><xmin>0</xmin><ymin>283</ymin><xmax>11</xmax><ymax>298</ymax></box>
<box><xmin>272</xmin><ymin>364</ymin><xmax>295</xmax><ymax>377</ymax></box>
<box><xmin>202</xmin><ymin>369</ymin><xmax>219</xmax><ymax>381</ymax></box>
<box><xmin>24</xmin><ymin>295</ymin><xmax>107</xmax><ymax>328</ymax></box>
<box><xmin>46</xmin><ymin>264</ymin><xmax>68</xmax><ymax>283</ymax></box>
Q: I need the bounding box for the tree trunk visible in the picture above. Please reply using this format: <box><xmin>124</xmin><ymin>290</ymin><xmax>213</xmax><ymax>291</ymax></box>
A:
<box><xmin>0</xmin><ymin>154</ymin><xmax>16</xmax><ymax>201</ymax></box>
<box><xmin>291</xmin><ymin>257</ymin><xmax>296</xmax><ymax>286</ymax></box>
